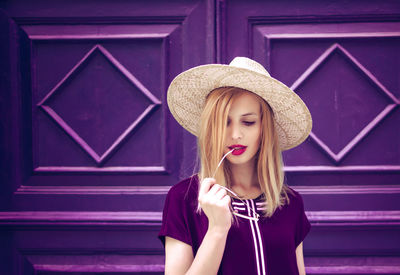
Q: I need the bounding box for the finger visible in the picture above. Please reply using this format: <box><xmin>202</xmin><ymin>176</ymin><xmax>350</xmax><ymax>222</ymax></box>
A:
<box><xmin>221</xmin><ymin>194</ymin><xmax>231</xmax><ymax>206</ymax></box>
<box><xmin>207</xmin><ymin>183</ymin><xmax>222</xmax><ymax>196</ymax></box>
<box><xmin>199</xmin><ymin>178</ymin><xmax>215</xmax><ymax>199</ymax></box>
<box><xmin>215</xmin><ymin>188</ymin><xmax>227</xmax><ymax>200</ymax></box>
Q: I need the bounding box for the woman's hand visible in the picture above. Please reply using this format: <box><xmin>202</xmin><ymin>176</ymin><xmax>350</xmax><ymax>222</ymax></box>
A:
<box><xmin>165</xmin><ymin>178</ymin><xmax>231</xmax><ymax>275</ymax></box>
<box><xmin>198</xmin><ymin>178</ymin><xmax>232</xmax><ymax>232</ymax></box>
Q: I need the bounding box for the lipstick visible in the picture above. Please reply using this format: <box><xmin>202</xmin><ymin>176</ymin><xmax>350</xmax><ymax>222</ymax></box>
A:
<box><xmin>228</xmin><ymin>144</ymin><xmax>247</xmax><ymax>156</ymax></box>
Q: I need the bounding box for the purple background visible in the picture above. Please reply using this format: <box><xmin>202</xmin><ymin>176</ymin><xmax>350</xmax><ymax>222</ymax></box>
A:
<box><xmin>1</xmin><ymin>0</ymin><xmax>400</xmax><ymax>274</ymax></box>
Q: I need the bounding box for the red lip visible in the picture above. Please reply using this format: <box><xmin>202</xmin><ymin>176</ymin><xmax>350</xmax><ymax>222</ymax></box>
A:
<box><xmin>228</xmin><ymin>144</ymin><xmax>247</xmax><ymax>156</ymax></box>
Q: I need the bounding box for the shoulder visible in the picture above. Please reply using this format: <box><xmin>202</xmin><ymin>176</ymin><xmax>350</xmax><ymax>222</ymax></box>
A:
<box><xmin>286</xmin><ymin>185</ymin><xmax>300</xmax><ymax>198</ymax></box>
<box><xmin>284</xmin><ymin>185</ymin><xmax>305</xmax><ymax>209</ymax></box>
<box><xmin>167</xmin><ymin>174</ymin><xmax>199</xmax><ymax>202</ymax></box>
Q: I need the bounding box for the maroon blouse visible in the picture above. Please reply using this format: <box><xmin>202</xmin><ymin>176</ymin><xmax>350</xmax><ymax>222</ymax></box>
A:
<box><xmin>158</xmin><ymin>175</ymin><xmax>311</xmax><ymax>275</ymax></box>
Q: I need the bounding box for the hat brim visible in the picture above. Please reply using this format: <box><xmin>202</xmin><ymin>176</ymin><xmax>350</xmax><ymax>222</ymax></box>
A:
<box><xmin>167</xmin><ymin>64</ymin><xmax>312</xmax><ymax>151</ymax></box>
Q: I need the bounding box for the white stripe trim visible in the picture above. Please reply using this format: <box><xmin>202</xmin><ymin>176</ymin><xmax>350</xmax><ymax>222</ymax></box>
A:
<box><xmin>233</xmin><ymin>207</ymin><xmax>246</xmax><ymax>211</ymax></box>
<box><xmin>233</xmin><ymin>201</ymin><xmax>266</xmax><ymax>206</ymax></box>
<box><xmin>251</xmin><ymin>200</ymin><xmax>266</xmax><ymax>275</ymax></box>
<box><xmin>246</xmin><ymin>200</ymin><xmax>261</xmax><ymax>275</ymax></box>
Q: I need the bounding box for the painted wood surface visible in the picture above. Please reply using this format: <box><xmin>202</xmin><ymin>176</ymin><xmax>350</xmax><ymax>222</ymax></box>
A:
<box><xmin>0</xmin><ymin>0</ymin><xmax>399</xmax><ymax>273</ymax></box>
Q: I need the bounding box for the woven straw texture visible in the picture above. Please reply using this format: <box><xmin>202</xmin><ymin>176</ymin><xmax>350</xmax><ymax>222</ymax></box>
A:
<box><xmin>167</xmin><ymin>58</ymin><xmax>312</xmax><ymax>151</ymax></box>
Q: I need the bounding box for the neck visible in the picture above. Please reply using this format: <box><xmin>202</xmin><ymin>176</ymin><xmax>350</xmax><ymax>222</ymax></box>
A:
<box><xmin>228</xmin><ymin>158</ymin><xmax>261</xmax><ymax>198</ymax></box>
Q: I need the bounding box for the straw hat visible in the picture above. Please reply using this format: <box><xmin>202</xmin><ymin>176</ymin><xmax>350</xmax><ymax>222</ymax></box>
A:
<box><xmin>167</xmin><ymin>57</ymin><xmax>312</xmax><ymax>151</ymax></box>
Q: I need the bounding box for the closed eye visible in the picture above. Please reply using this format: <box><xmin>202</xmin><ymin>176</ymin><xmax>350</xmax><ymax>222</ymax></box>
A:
<box><xmin>243</xmin><ymin>121</ymin><xmax>255</xmax><ymax>126</ymax></box>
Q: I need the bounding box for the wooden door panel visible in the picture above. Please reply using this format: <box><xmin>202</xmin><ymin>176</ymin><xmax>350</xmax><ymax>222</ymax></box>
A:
<box><xmin>0</xmin><ymin>0</ymin><xmax>213</xmax><ymax>273</ymax></box>
<box><xmin>224</xmin><ymin>0</ymin><xmax>400</xmax><ymax>273</ymax></box>
<box><xmin>1</xmin><ymin>0</ymin><xmax>400</xmax><ymax>274</ymax></box>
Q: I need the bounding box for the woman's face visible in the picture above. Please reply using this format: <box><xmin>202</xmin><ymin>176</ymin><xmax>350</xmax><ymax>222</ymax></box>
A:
<box><xmin>224</xmin><ymin>91</ymin><xmax>262</xmax><ymax>166</ymax></box>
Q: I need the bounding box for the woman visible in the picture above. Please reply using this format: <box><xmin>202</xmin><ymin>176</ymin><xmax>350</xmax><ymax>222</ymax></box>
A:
<box><xmin>159</xmin><ymin>57</ymin><xmax>312</xmax><ymax>275</ymax></box>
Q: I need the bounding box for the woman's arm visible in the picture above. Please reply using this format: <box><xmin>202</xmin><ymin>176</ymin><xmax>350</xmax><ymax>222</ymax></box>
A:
<box><xmin>165</xmin><ymin>237</ymin><xmax>193</xmax><ymax>274</ymax></box>
<box><xmin>296</xmin><ymin>241</ymin><xmax>306</xmax><ymax>275</ymax></box>
<box><xmin>165</xmin><ymin>227</ymin><xmax>229</xmax><ymax>275</ymax></box>
<box><xmin>164</xmin><ymin>178</ymin><xmax>232</xmax><ymax>275</ymax></box>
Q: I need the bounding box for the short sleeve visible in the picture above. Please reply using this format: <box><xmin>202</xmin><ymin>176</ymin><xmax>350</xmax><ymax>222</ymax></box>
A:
<box><xmin>158</xmin><ymin>185</ymin><xmax>192</xmax><ymax>248</ymax></box>
<box><xmin>294</xmin><ymin>193</ymin><xmax>311</xmax><ymax>248</ymax></box>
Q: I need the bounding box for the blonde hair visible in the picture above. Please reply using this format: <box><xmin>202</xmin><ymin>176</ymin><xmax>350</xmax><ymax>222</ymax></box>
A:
<box><xmin>197</xmin><ymin>87</ymin><xmax>294</xmax><ymax>218</ymax></box>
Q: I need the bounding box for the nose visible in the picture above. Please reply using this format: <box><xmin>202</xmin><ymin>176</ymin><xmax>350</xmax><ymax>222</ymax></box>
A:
<box><xmin>230</xmin><ymin>122</ymin><xmax>242</xmax><ymax>140</ymax></box>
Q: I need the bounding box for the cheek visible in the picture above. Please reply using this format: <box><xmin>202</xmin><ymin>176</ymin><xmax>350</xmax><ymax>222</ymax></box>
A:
<box><xmin>224</xmin><ymin>129</ymin><xmax>230</xmax><ymax>141</ymax></box>
<box><xmin>224</xmin><ymin>130</ymin><xmax>231</xmax><ymax>146</ymax></box>
<box><xmin>255</xmin><ymin>127</ymin><xmax>262</xmax><ymax>145</ymax></box>
<box><xmin>250</xmin><ymin>127</ymin><xmax>261</xmax><ymax>146</ymax></box>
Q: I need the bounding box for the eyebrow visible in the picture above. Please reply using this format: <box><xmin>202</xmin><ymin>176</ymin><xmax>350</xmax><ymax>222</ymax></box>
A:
<box><xmin>241</xmin><ymin>112</ymin><xmax>258</xmax><ymax>117</ymax></box>
<box><xmin>227</xmin><ymin>112</ymin><xmax>258</xmax><ymax>119</ymax></box>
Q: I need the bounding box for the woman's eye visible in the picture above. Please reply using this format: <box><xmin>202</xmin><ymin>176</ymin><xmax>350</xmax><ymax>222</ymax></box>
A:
<box><xmin>243</xmin><ymin>121</ymin><xmax>255</xmax><ymax>126</ymax></box>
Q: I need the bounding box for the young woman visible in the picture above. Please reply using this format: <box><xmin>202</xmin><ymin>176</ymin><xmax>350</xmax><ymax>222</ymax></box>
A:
<box><xmin>159</xmin><ymin>57</ymin><xmax>312</xmax><ymax>275</ymax></box>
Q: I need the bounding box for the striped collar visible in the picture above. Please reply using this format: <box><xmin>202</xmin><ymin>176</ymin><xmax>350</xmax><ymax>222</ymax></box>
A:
<box><xmin>231</xmin><ymin>193</ymin><xmax>267</xmax><ymax>215</ymax></box>
<box><xmin>231</xmin><ymin>192</ymin><xmax>265</xmax><ymax>202</ymax></box>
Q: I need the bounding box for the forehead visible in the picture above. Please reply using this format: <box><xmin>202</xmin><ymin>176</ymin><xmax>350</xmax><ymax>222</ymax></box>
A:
<box><xmin>229</xmin><ymin>92</ymin><xmax>261</xmax><ymax>115</ymax></box>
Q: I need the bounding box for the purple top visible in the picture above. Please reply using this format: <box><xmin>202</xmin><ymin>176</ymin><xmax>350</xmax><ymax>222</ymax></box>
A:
<box><xmin>158</xmin><ymin>175</ymin><xmax>311</xmax><ymax>275</ymax></box>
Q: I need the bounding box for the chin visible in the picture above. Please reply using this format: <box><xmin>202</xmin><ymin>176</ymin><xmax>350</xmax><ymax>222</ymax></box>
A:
<box><xmin>227</xmin><ymin>156</ymin><xmax>251</xmax><ymax>165</ymax></box>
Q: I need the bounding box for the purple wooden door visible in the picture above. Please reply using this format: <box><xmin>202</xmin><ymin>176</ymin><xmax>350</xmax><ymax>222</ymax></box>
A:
<box><xmin>221</xmin><ymin>0</ymin><xmax>400</xmax><ymax>273</ymax></box>
<box><xmin>1</xmin><ymin>0</ymin><xmax>400</xmax><ymax>274</ymax></box>
<box><xmin>0</xmin><ymin>0</ymin><xmax>214</xmax><ymax>273</ymax></box>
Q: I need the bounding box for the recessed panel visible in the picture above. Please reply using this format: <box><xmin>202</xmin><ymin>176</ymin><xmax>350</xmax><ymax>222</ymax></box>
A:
<box><xmin>252</xmin><ymin>22</ymin><xmax>400</xmax><ymax>166</ymax></box>
<box><xmin>26</xmin><ymin>25</ymin><xmax>173</xmax><ymax>172</ymax></box>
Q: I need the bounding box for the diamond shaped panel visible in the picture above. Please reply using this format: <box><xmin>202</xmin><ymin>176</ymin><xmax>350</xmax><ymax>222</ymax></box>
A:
<box><xmin>292</xmin><ymin>43</ymin><xmax>398</xmax><ymax>163</ymax></box>
<box><xmin>38</xmin><ymin>44</ymin><xmax>161</xmax><ymax>165</ymax></box>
